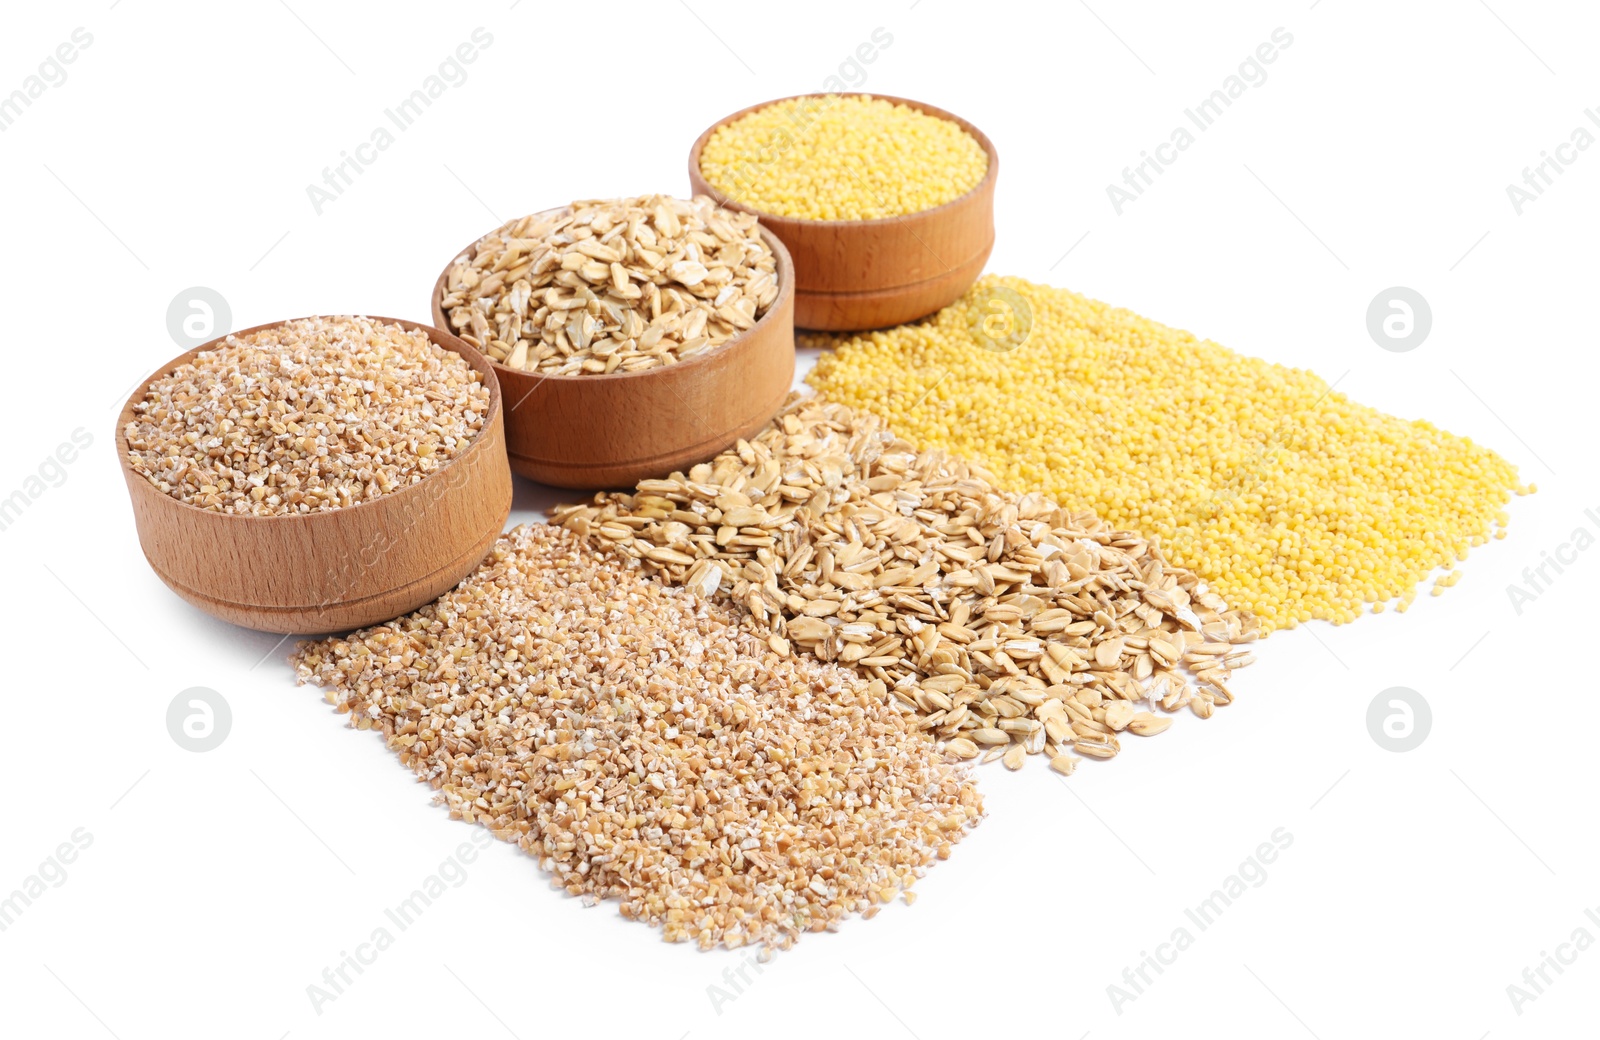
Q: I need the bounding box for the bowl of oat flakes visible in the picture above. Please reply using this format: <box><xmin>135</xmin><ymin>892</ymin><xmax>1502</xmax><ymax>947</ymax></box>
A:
<box><xmin>431</xmin><ymin>194</ymin><xmax>795</xmax><ymax>489</ymax></box>
<box><xmin>116</xmin><ymin>314</ymin><xmax>511</xmax><ymax>633</ymax></box>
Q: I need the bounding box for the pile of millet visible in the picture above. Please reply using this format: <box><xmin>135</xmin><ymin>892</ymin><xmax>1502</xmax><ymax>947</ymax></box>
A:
<box><xmin>807</xmin><ymin>276</ymin><xmax>1530</xmax><ymax>630</ymax></box>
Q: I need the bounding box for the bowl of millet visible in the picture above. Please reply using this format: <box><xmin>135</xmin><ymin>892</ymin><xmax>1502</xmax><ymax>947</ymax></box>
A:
<box><xmin>689</xmin><ymin>92</ymin><xmax>998</xmax><ymax>331</ymax></box>
<box><xmin>116</xmin><ymin>314</ymin><xmax>511</xmax><ymax>633</ymax></box>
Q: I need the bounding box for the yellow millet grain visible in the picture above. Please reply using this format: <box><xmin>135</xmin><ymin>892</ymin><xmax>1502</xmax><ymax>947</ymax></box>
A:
<box><xmin>699</xmin><ymin>94</ymin><xmax>988</xmax><ymax>221</ymax></box>
<box><xmin>806</xmin><ymin>275</ymin><xmax>1531</xmax><ymax>632</ymax></box>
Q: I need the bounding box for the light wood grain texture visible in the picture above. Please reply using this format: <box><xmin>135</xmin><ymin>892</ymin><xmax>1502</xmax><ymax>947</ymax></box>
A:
<box><xmin>115</xmin><ymin>317</ymin><xmax>512</xmax><ymax>634</ymax></box>
<box><xmin>688</xmin><ymin>93</ymin><xmax>998</xmax><ymax>332</ymax></box>
<box><xmin>430</xmin><ymin>219</ymin><xmax>795</xmax><ymax>490</ymax></box>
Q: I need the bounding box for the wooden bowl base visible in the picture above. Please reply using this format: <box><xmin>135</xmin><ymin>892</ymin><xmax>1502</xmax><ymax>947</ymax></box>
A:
<box><xmin>142</xmin><ymin>506</ymin><xmax>508</xmax><ymax>634</ymax></box>
<box><xmin>504</xmin><ymin>357</ymin><xmax>794</xmax><ymax>488</ymax></box>
<box><xmin>795</xmin><ymin>238</ymin><xmax>992</xmax><ymax>331</ymax></box>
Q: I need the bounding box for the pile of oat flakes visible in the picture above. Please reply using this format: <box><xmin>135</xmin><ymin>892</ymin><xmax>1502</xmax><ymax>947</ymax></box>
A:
<box><xmin>555</xmin><ymin>395</ymin><xmax>1258</xmax><ymax>774</ymax></box>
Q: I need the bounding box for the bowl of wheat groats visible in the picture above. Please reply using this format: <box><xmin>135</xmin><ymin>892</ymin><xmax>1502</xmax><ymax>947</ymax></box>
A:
<box><xmin>117</xmin><ymin>314</ymin><xmax>511</xmax><ymax>633</ymax></box>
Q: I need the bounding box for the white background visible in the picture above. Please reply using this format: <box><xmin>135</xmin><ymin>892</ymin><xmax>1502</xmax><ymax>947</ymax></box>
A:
<box><xmin>1</xmin><ymin>1</ymin><xmax>1595</xmax><ymax>1037</ymax></box>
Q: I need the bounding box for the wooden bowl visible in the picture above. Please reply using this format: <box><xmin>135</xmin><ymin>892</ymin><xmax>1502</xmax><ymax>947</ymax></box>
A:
<box><xmin>116</xmin><ymin>316</ymin><xmax>512</xmax><ymax>634</ymax></box>
<box><xmin>430</xmin><ymin>213</ymin><xmax>795</xmax><ymax>490</ymax></box>
<box><xmin>688</xmin><ymin>93</ymin><xmax>998</xmax><ymax>332</ymax></box>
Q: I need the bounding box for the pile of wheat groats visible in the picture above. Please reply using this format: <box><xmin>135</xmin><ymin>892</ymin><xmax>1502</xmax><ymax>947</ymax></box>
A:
<box><xmin>292</xmin><ymin>524</ymin><xmax>981</xmax><ymax>953</ymax></box>
<box><xmin>805</xmin><ymin>276</ymin><xmax>1530</xmax><ymax>630</ymax></box>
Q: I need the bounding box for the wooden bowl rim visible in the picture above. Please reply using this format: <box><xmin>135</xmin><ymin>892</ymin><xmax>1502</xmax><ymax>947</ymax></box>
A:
<box><xmin>115</xmin><ymin>315</ymin><xmax>504</xmax><ymax>525</ymax></box>
<box><xmin>687</xmin><ymin>91</ymin><xmax>1000</xmax><ymax>230</ymax></box>
<box><xmin>429</xmin><ymin>207</ymin><xmax>795</xmax><ymax>385</ymax></box>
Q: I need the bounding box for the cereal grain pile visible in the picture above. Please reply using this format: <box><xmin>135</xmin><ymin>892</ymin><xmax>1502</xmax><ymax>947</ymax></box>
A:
<box><xmin>124</xmin><ymin>316</ymin><xmax>490</xmax><ymax>516</ymax></box>
<box><xmin>699</xmin><ymin>94</ymin><xmax>989</xmax><ymax>221</ymax></box>
<box><xmin>293</xmin><ymin>525</ymin><xmax>980</xmax><ymax>952</ymax></box>
<box><xmin>440</xmin><ymin>195</ymin><xmax>779</xmax><ymax>375</ymax></box>
<box><xmin>806</xmin><ymin>276</ymin><xmax>1530</xmax><ymax>630</ymax></box>
<box><xmin>556</xmin><ymin>396</ymin><xmax>1257</xmax><ymax>773</ymax></box>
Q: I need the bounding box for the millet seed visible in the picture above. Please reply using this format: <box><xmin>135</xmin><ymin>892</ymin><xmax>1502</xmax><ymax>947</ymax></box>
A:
<box><xmin>806</xmin><ymin>276</ymin><xmax>1530</xmax><ymax>630</ymax></box>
